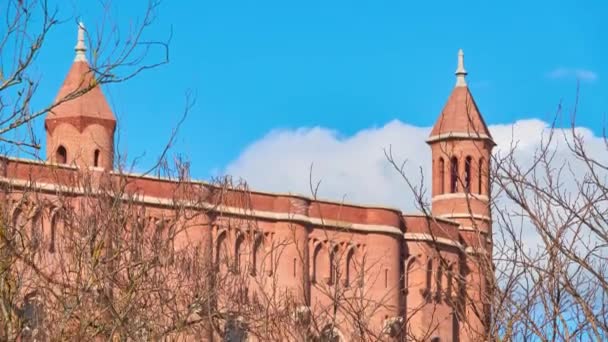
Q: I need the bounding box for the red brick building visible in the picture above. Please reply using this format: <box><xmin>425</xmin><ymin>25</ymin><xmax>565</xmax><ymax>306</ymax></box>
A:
<box><xmin>2</xmin><ymin>25</ymin><xmax>494</xmax><ymax>341</ymax></box>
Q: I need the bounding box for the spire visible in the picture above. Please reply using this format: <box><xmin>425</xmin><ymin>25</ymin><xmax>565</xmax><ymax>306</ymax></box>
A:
<box><xmin>75</xmin><ymin>21</ymin><xmax>87</xmax><ymax>62</ymax></box>
<box><xmin>427</xmin><ymin>50</ymin><xmax>494</xmax><ymax>145</ymax></box>
<box><xmin>46</xmin><ymin>19</ymin><xmax>115</xmax><ymax>127</ymax></box>
<box><xmin>455</xmin><ymin>49</ymin><xmax>467</xmax><ymax>87</ymax></box>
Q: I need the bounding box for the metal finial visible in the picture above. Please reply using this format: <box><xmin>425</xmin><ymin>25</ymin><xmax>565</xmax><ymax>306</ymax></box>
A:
<box><xmin>74</xmin><ymin>21</ymin><xmax>87</xmax><ymax>62</ymax></box>
<box><xmin>455</xmin><ymin>49</ymin><xmax>467</xmax><ymax>87</ymax></box>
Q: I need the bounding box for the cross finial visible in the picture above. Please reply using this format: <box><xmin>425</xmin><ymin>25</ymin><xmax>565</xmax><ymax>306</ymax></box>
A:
<box><xmin>455</xmin><ymin>49</ymin><xmax>467</xmax><ymax>87</ymax></box>
<box><xmin>75</xmin><ymin>21</ymin><xmax>87</xmax><ymax>62</ymax></box>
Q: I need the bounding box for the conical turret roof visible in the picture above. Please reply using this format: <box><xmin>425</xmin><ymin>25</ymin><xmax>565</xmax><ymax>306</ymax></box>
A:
<box><xmin>428</xmin><ymin>50</ymin><xmax>493</xmax><ymax>144</ymax></box>
<box><xmin>46</xmin><ymin>22</ymin><xmax>115</xmax><ymax>129</ymax></box>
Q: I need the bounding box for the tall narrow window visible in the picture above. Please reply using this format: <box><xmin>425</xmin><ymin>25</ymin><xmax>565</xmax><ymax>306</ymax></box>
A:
<box><xmin>234</xmin><ymin>234</ymin><xmax>245</xmax><ymax>274</ymax></box>
<box><xmin>31</xmin><ymin>211</ymin><xmax>42</xmax><ymax>249</ymax></box>
<box><xmin>446</xmin><ymin>265</ymin><xmax>453</xmax><ymax>301</ymax></box>
<box><xmin>436</xmin><ymin>264</ymin><xmax>443</xmax><ymax>298</ymax></box>
<box><xmin>329</xmin><ymin>247</ymin><xmax>337</xmax><ymax>285</ymax></box>
<box><xmin>384</xmin><ymin>269</ymin><xmax>388</xmax><ymax>289</ymax></box>
<box><xmin>345</xmin><ymin>248</ymin><xmax>355</xmax><ymax>287</ymax></box>
<box><xmin>464</xmin><ymin>156</ymin><xmax>472</xmax><ymax>192</ymax></box>
<box><xmin>216</xmin><ymin>231</ymin><xmax>227</xmax><ymax>272</ymax></box>
<box><xmin>49</xmin><ymin>213</ymin><xmax>57</xmax><ymax>253</ymax></box>
<box><xmin>438</xmin><ymin>158</ymin><xmax>445</xmax><ymax>194</ymax></box>
<box><xmin>252</xmin><ymin>236</ymin><xmax>263</xmax><ymax>276</ymax></box>
<box><xmin>93</xmin><ymin>149</ymin><xmax>100</xmax><ymax>167</ymax></box>
<box><xmin>450</xmin><ymin>157</ymin><xmax>459</xmax><ymax>193</ymax></box>
<box><xmin>56</xmin><ymin>146</ymin><xmax>67</xmax><ymax>164</ymax></box>
<box><xmin>312</xmin><ymin>244</ymin><xmax>322</xmax><ymax>283</ymax></box>
<box><xmin>426</xmin><ymin>259</ymin><xmax>433</xmax><ymax>292</ymax></box>
<box><xmin>478</xmin><ymin>158</ymin><xmax>484</xmax><ymax>194</ymax></box>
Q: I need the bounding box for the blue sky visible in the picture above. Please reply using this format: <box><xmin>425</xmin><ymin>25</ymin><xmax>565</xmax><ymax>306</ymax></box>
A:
<box><xmin>27</xmin><ymin>0</ymin><xmax>606</xmax><ymax>187</ymax></box>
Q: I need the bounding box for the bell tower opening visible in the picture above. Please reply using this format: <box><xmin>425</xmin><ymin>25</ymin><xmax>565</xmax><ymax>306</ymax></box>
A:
<box><xmin>450</xmin><ymin>157</ymin><xmax>459</xmax><ymax>193</ymax></box>
<box><xmin>56</xmin><ymin>146</ymin><xmax>67</xmax><ymax>164</ymax></box>
<box><xmin>438</xmin><ymin>157</ymin><xmax>445</xmax><ymax>194</ymax></box>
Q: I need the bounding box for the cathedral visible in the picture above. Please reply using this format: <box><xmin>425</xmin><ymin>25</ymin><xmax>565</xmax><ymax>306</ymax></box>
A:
<box><xmin>1</xmin><ymin>24</ymin><xmax>494</xmax><ymax>341</ymax></box>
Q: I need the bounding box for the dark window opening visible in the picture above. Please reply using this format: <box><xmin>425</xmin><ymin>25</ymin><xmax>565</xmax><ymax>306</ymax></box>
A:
<box><xmin>94</xmin><ymin>149</ymin><xmax>100</xmax><ymax>167</ymax></box>
<box><xmin>438</xmin><ymin>158</ymin><xmax>445</xmax><ymax>194</ymax></box>
<box><xmin>56</xmin><ymin>146</ymin><xmax>67</xmax><ymax>164</ymax></box>
<box><xmin>426</xmin><ymin>259</ymin><xmax>433</xmax><ymax>291</ymax></box>
<box><xmin>450</xmin><ymin>157</ymin><xmax>459</xmax><ymax>193</ymax></box>
<box><xmin>478</xmin><ymin>158</ymin><xmax>484</xmax><ymax>194</ymax></box>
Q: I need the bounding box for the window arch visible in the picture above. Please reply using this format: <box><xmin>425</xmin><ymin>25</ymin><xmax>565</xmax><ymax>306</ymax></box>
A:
<box><xmin>446</xmin><ymin>264</ymin><xmax>454</xmax><ymax>302</ymax></box>
<box><xmin>56</xmin><ymin>146</ymin><xmax>67</xmax><ymax>164</ymax></box>
<box><xmin>311</xmin><ymin>242</ymin><xmax>323</xmax><ymax>283</ymax></box>
<box><xmin>436</xmin><ymin>262</ymin><xmax>443</xmax><ymax>300</ymax></box>
<box><xmin>12</xmin><ymin>207</ymin><xmax>24</xmax><ymax>229</ymax></box>
<box><xmin>252</xmin><ymin>233</ymin><xmax>263</xmax><ymax>276</ymax></box>
<box><xmin>234</xmin><ymin>233</ymin><xmax>245</xmax><ymax>273</ymax></box>
<box><xmin>450</xmin><ymin>157</ymin><xmax>459</xmax><ymax>193</ymax></box>
<box><xmin>438</xmin><ymin>158</ymin><xmax>445</xmax><ymax>194</ymax></box>
<box><xmin>328</xmin><ymin>245</ymin><xmax>338</xmax><ymax>286</ymax></box>
<box><xmin>49</xmin><ymin>212</ymin><xmax>58</xmax><ymax>253</ymax></box>
<box><xmin>464</xmin><ymin>156</ymin><xmax>472</xmax><ymax>192</ymax></box>
<box><xmin>215</xmin><ymin>230</ymin><xmax>228</xmax><ymax>272</ymax></box>
<box><xmin>30</xmin><ymin>209</ymin><xmax>42</xmax><ymax>249</ymax></box>
<box><xmin>344</xmin><ymin>246</ymin><xmax>356</xmax><ymax>287</ymax></box>
<box><xmin>93</xmin><ymin>149</ymin><xmax>100</xmax><ymax>167</ymax></box>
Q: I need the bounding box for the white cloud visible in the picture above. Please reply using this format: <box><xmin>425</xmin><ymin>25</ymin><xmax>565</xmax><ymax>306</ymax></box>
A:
<box><xmin>224</xmin><ymin>119</ymin><xmax>608</xmax><ymax>250</ymax></box>
<box><xmin>547</xmin><ymin>67</ymin><xmax>598</xmax><ymax>82</ymax></box>
<box><xmin>225</xmin><ymin>120</ymin><xmax>430</xmax><ymax>211</ymax></box>
<box><xmin>226</xmin><ymin>118</ymin><xmax>598</xmax><ymax>211</ymax></box>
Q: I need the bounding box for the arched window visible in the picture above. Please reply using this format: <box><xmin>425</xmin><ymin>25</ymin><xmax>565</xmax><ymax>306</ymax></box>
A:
<box><xmin>344</xmin><ymin>247</ymin><xmax>355</xmax><ymax>287</ymax></box>
<box><xmin>56</xmin><ymin>146</ymin><xmax>67</xmax><ymax>164</ymax></box>
<box><xmin>450</xmin><ymin>157</ymin><xmax>459</xmax><ymax>193</ymax></box>
<box><xmin>464</xmin><ymin>156</ymin><xmax>472</xmax><ymax>192</ymax></box>
<box><xmin>438</xmin><ymin>158</ymin><xmax>445</xmax><ymax>194</ymax></box>
<box><xmin>12</xmin><ymin>208</ymin><xmax>22</xmax><ymax>228</ymax></box>
<box><xmin>446</xmin><ymin>265</ymin><xmax>454</xmax><ymax>302</ymax></box>
<box><xmin>50</xmin><ymin>212</ymin><xmax>58</xmax><ymax>253</ymax></box>
<box><xmin>31</xmin><ymin>210</ymin><xmax>42</xmax><ymax>249</ymax></box>
<box><xmin>436</xmin><ymin>263</ymin><xmax>443</xmax><ymax>300</ymax></box>
<box><xmin>311</xmin><ymin>243</ymin><xmax>322</xmax><ymax>283</ymax></box>
<box><xmin>21</xmin><ymin>291</ymin><xmax>45</xmax><ymax>341</ymax></box>
<box><xmin>252</xmin><ymin>234</ymin><xmax>263</xmax><ymax>276</ymax></box>
<box><xmin>234</xmin><ymin>233</ymin><xmax>245</xmax><ymax>273</ymax></box>
<box><xmin>93</xmin><ymin>149</ymin><xmax>100</xmax><ymax>167</ymax></box>
<box><xmin>478</xmin><ymin>158</ymin><xmax>485</xmax><ymax>194</ymax></box>
<box><xmin>329</xmin><ymin>246</ymin><xmax>338</xmax><ymax>286</ymax></box>
<box><xmin>215</xmin><ymin>231</ymin><xmax>228</xmax><ymax>272</ymax></box>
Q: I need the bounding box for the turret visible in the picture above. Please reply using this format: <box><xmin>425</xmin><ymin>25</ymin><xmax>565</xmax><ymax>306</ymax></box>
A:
<box><xmin>427</xmin><ymin>50</ymin><xmax>495</xmax><ymax>341</ymax></box>
<box><xmin>45</xmin><ymin>22</ymin><xmax>116</xmax><ymax>170</ymax></box>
